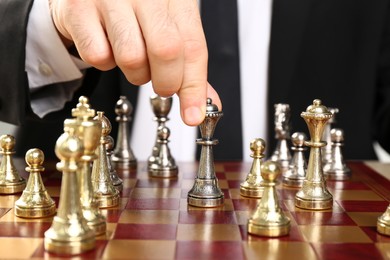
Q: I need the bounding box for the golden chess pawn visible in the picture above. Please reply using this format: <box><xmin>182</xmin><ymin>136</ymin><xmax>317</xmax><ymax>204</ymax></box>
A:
<box><xmin>247</xmin><ymin>160</ymin><xmax>290</xmax><ymax>237</ymax></box>
<box><xmin>0</xmin><ymin>134</ymin><xmax>26</xmax><ymax>194</ymax></box>
<box><xmin>44</xmin><ymin>124</ymin><xmax>95</xmax><ymax>255</ymax></box>
<box><xmin>14</xmin><ymin>148</ymin><xmax>56</xmax><ymax>218</ymax></box>
<box><xmin>295</xmin><ymin>99</ymin><xmax>333</xmax><ymax>210</ymax></box>
<box><xmin>68</xmin><ymin>96</ymin><xmax>107</xmax><ymax>235</ymax></box>
<box><xmin>377</xmin><ymin>204</ymin><xmax>390</xmax><ymax>236</ymax></box>
<box><xmin>240</xmin><ymin>138</ymin><xmax>266</xmax><ymax>198</ymax></box>
<box><xmin>91</xmin><ymin>111</ymin><xmax>120</xmax><ymax>208</ymax></box>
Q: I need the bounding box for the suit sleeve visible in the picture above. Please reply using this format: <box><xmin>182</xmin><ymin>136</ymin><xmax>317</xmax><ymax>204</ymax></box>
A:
<box><xmin>0</xmin><ymin>0</ymin><xmax>35</xmax><ymax>125</ymax></box>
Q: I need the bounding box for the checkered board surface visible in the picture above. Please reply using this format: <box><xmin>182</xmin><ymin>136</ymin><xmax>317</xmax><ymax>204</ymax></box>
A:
<box><xmin>1</xmin><ymin>159</ymin><xmax>390</xmax><ymax>259</ymax></box>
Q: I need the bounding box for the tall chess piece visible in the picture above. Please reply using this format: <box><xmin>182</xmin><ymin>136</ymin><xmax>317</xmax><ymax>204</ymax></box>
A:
<box><xmin>44</xmin><ymin>123</ymin><xmax>95</xmax><ymax>255</ymax></box>
<box><xmin>323</xmin><ymin>128</ymin><xmax>351</xmax><ymax>180</ymax></box>
<box><xmin>68</xmin><ymin>96</ymin><xmax>106</xmax><ymax>235</ymax></box>
<box><xmin>270</xmin><ymin>103</ymin><xmax>292</xmax><ymax>171</ymax></box>
<box><xmin>377</xmin><ymin>204</ymin><xmax>390</xmax><ymax>236</ymax></box>
<box><xmin>148</xmin><ymin>94</ymin><xmax>173</xmax><ymax>165</ymax></box>
<box><xmin>188</xmin><ymin>98</ymin><xmax>224</xmax><ymax>207</ymax></box>
<box><xmin>283</xmin><ymin>132</ymin><xmax>308</xmax><ymax>188</ymax></box>
<box><xmin>148</xmin><ymin>126</ymin><xmax>178</xmax><ymax>178</ymax></box>
<box><xmin>295</xmin><ymin>99</ymin><xmax>333</xmax><ymax>210</ymax></box>
<box><xmin>322</xmin><ymin>107</ymin><xmax>339</xmax><ymax>164</ymax></box>
<box><xmin>14</xmin><ymin>148</ymin><xmax>56</xmax><ymax>218</ymax></box>
<box><xmin>106</xmin><ymin>135</ymin><xmax>123</xmax><ymax>191</ymax></box>
<box><xmin>0</xmin><ymin>134</ymin><xmax>26</xmax><ymax>194</ymax></box>
<box><xmin>91</xmin><ymin>111</ymin><xmax>120</xmax><ymax>208</ymax></box>
<box><xmin>112</xmin><ymin>96</ymin><xmax>137</xmax><ymax>169</ymax></box>
<box><xmin>247</xmin><ymin>160</ymin><xmax>290</xmax><ymax>237</ymax></box>
<box><xmin>240</xmin><ymin>138</ymin><xmax>266</xmax><ymax>198</ymax></box>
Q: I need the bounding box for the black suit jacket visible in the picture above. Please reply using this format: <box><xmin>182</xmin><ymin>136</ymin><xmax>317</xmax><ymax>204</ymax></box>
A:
<box><xmin>1</xmin><ymin>0</ymin><xmax>390</xmax><ymax>160</ymax></box>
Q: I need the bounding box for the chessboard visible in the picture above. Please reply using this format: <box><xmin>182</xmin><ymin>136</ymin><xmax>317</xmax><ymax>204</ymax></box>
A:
<box><xmin>1</xmin><ymin>159</ymin><xmax>390</xmax><ymax>259</ymax></box>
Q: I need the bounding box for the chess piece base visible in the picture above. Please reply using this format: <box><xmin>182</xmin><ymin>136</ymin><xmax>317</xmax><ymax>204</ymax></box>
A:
<box><xmin>112</xmin><ymin>159</ymin><xmax>137</xmax><ymax>170</ymax></box>
<box><xmin>96</xmin><ymin>193</ymin><xmax>120</xmax><ymax>208</ymax></box>
<box><xmin>187</xmin><ymin>195</ymin><xmax>224</xmax><ymax>208</ymax></box>
<box><xmin>282</xmin><ymin>176</ymin><xmax>304</xmax><ymax>188</ymax></box>
<box><xmin>239</xmin><ymin>185</ymin><xmax>264</xmax><ymax>198</ymax></box>
<box><xmin>88</xmin><ymin>220</ymin><xmax>106</xmax><ymax>236</ymax></box>
<box><xmin>148</xmin><ymin>166</ymin><xmax>178</xmax><ymax>178</ymax></box>
<box><xmin>377</xmin><ymin>219</ymin><xmax>390</xmax><ymax>236</ymax></box>
<box><xmin>247</xmin><ymin>220</ymin><xmax>290</xmax><ymax>237</ymax></box>
<box><xmin>44</xmin><ymin>236</ymin><xmax>95</xmax><ymax>255</ymax></box>
<box><xmin>324</xmin><ymin>169</ymin><xmax>351</xmax><ymax>180</ymax></box>
<box><xmin>0</xmin><ymin>180</ymin><xmax>26</xmax><ymax>194</ymax></box>
<box><xmin>15</xmin><ymin>204</ymin><xmax>56</xmax><ymax>218</ymax></box>
<box><xmin>295</xmin><ymin>196</ymin><xmax>333</xmax><ymax>210</ymax></box>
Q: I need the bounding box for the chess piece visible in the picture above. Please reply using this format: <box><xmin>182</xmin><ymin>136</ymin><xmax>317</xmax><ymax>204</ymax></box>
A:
<box><xmin>148</xmin><ymin>126</ymin><xmax>178</xmax><ymax>178</ymax></box>
<box><xmin>323</xmin><ymin>128</ymin><xmax>351</xmax><ymax>180</ymax></box>
<box><xmin>148</xmin><ymin>94</ymin><xmax>174</xmax><ymax>165</ymax></box>
<box><xmin>240</xmin><ymin>138</ymin><xmax>266</xmax><ymax>198</ymax></box>
<box><xmin>322</xmin><ymin>108</ymin><xmax>339</xmax><ymax>164</ymax></box>
<box><xmin>377</xmin><ymin>204</ymin><xmax>390</xmax><ymax>236</ymax></box>
<box><xmin>112</xmin><ymin>96</ymin><xmax>137</xmax><ymax>169</ymax></box>
<box><xmin>14</xmin><ymin>148</ymin><xmax>56</xmax><ymax>218</ymax></box>
<box><xmin>270</xmin><ymin>103</ymin><xmax>292</xmax><ymax>171</ymax></box>
<box><xmin>295</xmin><ymin>99</ymin><xmax>333</xmax><ymax>210</ymax></box>
<box><xmin>0</xmin><ymin>134</ymin><xmax>26</xmax><ymax>194</ymax></box>
<box><xmin>188</xmin><ymin>98</ymin><xmax>224</xmax><ymax>207</ymax></box>
<box><xmin>44</xmin><ymin>123</ymin><xmax>95</xmax><ymax>255</ymax></box>
<box><xmin>283</xmin><ymin>132</ymin><xmax>308</xmax><ymax>188</ymax></box>
<box><xmin>247</xmin><ymin>160</ymin><xmax>290</xmax><ymax>237</ymax></box>
<box><xmin>91</xmin><ymin>111</ymin><xmax>120</xmax><ymax>208</ymax></box>
<box><xmin>68</xmin><ymin>96</ymin><xmax>106</xmax><ymax>235</ymax></box>
<box><xmin>106</xmin><ymin>135</ymin><xmax>123</xmax><ymax>191</ymax></box>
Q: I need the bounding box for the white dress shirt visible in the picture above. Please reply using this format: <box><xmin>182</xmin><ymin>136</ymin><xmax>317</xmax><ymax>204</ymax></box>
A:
<box><xmin>25</xmin><ymin>0</ymin><xmax>273</xmax><ymax>162</ymax></box>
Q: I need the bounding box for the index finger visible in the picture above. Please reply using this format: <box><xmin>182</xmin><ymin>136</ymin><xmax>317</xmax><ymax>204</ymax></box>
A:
<box><xmin>171</xmin><ymin>0</ymin><xmax>219</xmax><ymax>126</ymax></box>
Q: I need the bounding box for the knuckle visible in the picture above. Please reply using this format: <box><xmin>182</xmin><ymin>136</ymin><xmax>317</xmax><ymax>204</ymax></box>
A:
<box><xmin>117</xmin><ymin>51</ymin><xmax>148</xmax><ymax>71</ymax></box>
<box><xmin>184</xmin><ymin>39</ymin><xmax>207</xmax><ymax>61</ymax></box>
<box><xmin>148</xmin><ymin>37</ymin><xmax>183</xmax><ymax>62</ymax></box>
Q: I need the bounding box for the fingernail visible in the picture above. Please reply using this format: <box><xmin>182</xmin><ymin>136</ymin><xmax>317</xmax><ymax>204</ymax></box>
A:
<box><xmin>184</xmin><ymin>106</ymin><xmax>204</xmax><ymax>126</ymax></box>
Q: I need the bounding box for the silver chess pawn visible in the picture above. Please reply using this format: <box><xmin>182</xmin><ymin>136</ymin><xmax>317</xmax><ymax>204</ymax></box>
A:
<box><xmin>148</xmin><ymin>94</ymin><xmax>174</xmax><ymax>166</ymax></box>
<box><xmin>322</xmin><ymin>108</ymin><xmax>339</xmax><ymax>165</ymax></box>
<box><xmin>270</xmin><ymin>103</ymin><xmax>292</xmax><ymax>171</ymax></box>
<box><xmin>283</xmin><ymin>132</ymin><xmax>307</xmax><ymax>188</ymax></box>
<box><xmin>188</xmin><ymin>98</ymin><xmax>224</xmax><ymax>207</ymax></box>
<box><xmin>148</xmin><ymin>126</ymin><xmax>178</xmax><ymax>178</ymax></box>
<box><xmin>112</xmin><ymin>96</ymin><xmax>137</xmax><ymax>169</ymax></box>
<box><xmin>323</xmin><ymin>128</ymin><xmax>351</xmax><ymax>180</ymax></box>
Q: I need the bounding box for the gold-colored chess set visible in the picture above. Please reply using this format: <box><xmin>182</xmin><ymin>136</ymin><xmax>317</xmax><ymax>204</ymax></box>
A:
<box><xmin>1</xmin><ymin>96</ymin><xmax>390</xmax><ymax>256</ymax></box>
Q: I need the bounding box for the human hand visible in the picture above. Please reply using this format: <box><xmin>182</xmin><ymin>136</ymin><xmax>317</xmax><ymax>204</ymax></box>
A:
<box><xmin>48</xmin><ymin>0</ymin><xmax>221</xmax><ymax>125</ymax></box>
